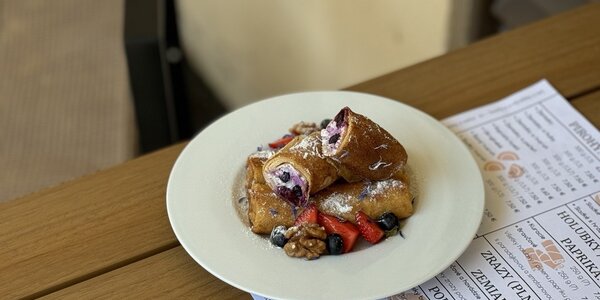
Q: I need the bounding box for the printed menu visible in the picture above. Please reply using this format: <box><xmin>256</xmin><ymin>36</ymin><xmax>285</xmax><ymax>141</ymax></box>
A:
<box><xmin>396</xmin><ymin>80</ymin><xmax>600</xmax><ymax>300</ymax></box>
<box><xmin>253</xmin><ymin>80</ymin><xmax>600</xmax><ymax>300</ymax></box>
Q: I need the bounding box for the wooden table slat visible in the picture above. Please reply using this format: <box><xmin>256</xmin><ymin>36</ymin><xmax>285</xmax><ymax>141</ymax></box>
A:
<box><xmin>0</xmin><ymin>144</ymin><xmax>185</xmax><ymax>299</ymax></box>
<box><xmin>40</xmin><ymin>247</ymin><xmax>249</xmax><ymax>300</ymax></box>
<box><xmin>571</xmin><ymin>89</ymin><xmax>600</xmax><ymax>129</ymax></box>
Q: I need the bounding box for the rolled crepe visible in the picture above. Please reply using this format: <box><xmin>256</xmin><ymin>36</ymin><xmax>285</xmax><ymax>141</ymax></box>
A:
<box><xmin>321</xmin><ymin>107</ymin><xmax>408</xmax><ymax>182</ymax></box>
<box><xmin>245</xmin><ymin>150</ymin><xmax>274</xmax><ymax>189</ymax></box>
<box><xmin>247</xmin><ymin>182</ymin><xmax>297</xmax><ymax>234</ymax></box>
<box><xmin>313</xmin><ymin>172</ymin><xmax>413</xmax><ymax>224</ymax></box>
<box><xmin>263</xmin><ymin>132</ymin><xmax>339</xmax><ymax>207</ymax></box>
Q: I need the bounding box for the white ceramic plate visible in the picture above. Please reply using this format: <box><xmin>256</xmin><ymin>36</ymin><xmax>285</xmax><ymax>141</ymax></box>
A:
<box><xmin>167</xmin><ymin>91</ymin><xmax>484</xmax><ymax>300</ymax></box>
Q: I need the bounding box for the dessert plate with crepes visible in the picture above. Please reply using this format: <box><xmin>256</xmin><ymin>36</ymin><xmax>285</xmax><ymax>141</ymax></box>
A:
<box><xmin>166</xmin><ymin>91</ymin><xmax>484</xmax><ymax>300</ymax></box>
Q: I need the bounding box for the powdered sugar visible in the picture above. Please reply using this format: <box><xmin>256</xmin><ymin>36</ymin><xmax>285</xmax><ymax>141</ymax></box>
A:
<box><xmin>319</xmin><ymin>178</ymin><xmax>406</xmax><ymax>215</ymax></box>
<box><xmin>250</xmin><ymin>149</ymin><xmax>275</xmax><ymax>159</ymax></box>
<box><xmin>290</xmin><ymin>134</ymin><xmax>322</xmax><ymax>158</ymax></box>
<box><xmin>368</xmin><ymin>179</ymin><xmax>404</xmax><ymax>195</ymax></box>
<box><xmin>368</xmin><ymin>158</ymin><xmax>393</xmax><ymax>170</ymax></box>
<box><xmin>320</xmin><ymin>192</ymin><xmax>353</xmax><ymax>214</ymax></box>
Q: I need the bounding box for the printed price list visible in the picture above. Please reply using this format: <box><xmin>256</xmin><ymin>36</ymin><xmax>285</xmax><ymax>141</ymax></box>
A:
<box><xmin>392</xmin><ymin>80</ymin><xmax>600</xmax><ymax>300</ymax></box>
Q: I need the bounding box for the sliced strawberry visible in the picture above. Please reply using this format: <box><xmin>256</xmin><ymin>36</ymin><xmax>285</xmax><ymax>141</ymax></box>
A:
<box><xmin>355</xmin><ymin>211</ymin><xmax>385</xmax><ymax>244</ymax></box>
<box><xmin>268</xmin><ymin>135</ymin><xmax>295</xmax><ymax>149</ymax></box>
<box><xmin>318</xmin><ymin>213</ymin><xmax>359</xmax><ymax>253</ymax></box>
<box><xmin>294</xmin><ymin>203</ymin><xmax>318</xmax><ymax>226</ymax></box>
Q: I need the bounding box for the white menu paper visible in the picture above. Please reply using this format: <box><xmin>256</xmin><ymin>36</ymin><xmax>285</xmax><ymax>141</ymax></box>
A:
<box><xmin>253</xmin><ymin>80</ymin><xmax>600</xmax><ymax>300</ymax></box>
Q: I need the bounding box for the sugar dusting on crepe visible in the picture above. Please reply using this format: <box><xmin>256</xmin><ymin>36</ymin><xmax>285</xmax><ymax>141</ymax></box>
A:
<box><xmin>320</xmin><ymin>192</ymin><xmax>354</xmax><ymax>214</ymax></box>
<box><xmin>289</xmin><ymin>133</ymin><xmax>323</xmax><ymax>158</ymax></box>
<box><xmin>232</xmin><ymin>167</ymin><xmax>250</xmax><ymax>226</ymax></box>
<box><xmin>232</xmin><ymin>166</ymin><xmax>279</xmax><ymax>250</ymax></box>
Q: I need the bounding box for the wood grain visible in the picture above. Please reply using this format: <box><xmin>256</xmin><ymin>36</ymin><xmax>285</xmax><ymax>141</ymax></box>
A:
<box><xmin>571</xmin><ymin>90</ymin><xmax>600</xmax><ymax>129</ymax></box>
<box><xmin>40</xmin><ymin>247</ymin><xmax>249</xmax><ymax>300</ymax></box>
<box><xmin>2</xmin><ymin>3</ymin><xmax>600</xmax><ymax>299</ymax></box>
<box><xmin>347</xmin><ymin>3</ymin><xmax>600</xmax><ymax>120</ymax></box>
<box><xmin>0</xmin><ymin>143</ymin><xmax>185</xmax><ymax>299</ymax></box>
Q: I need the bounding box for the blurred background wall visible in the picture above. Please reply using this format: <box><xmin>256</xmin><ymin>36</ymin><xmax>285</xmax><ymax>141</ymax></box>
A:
<box><xmin>177</xmin><ymin>0</ymin><xmax>474</xmax><ymax>110</ymax></box>
<box><xmin>0</xmin><ymin>0</ymin><xmax>135</xmax><ymax>202</ymax></box>
<box><xmin>0</xmin><ymin>0</ymin><xmax>594</xmax><ymax>202</ymax></box>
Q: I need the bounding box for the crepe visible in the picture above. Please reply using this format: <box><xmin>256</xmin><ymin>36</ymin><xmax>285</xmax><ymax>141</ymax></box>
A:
<box><xmin>313</xmin><ymin>171</ymin><xmax>413</xmax><ymax>224</ymax></box>
<box><xmin>247</xmin><ymin>182</ymin><xmax>297</xmax><ymax>234</ymax></box>
<box><xmin>245</xmin><ymin>150</ymin><xmax>274</xmax><ymax>189</ymax></box>
<box><xmin>321</xmin><ymin>107</ymin><xmax>407</xmax><ymax>182</ymax></box>
<box><xmin>262</xmin><ymin>132</ymin><xmax>339</xmax><ymax>207</ymax></box>
<box><xmin>246</xmin><ymin>150</ymin><xmax>296</xmax><ymax>234</ymax></box>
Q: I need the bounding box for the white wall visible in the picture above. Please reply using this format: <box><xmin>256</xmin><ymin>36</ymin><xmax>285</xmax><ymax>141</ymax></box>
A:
<box><xmin>177</xmin><ymin>0</ymin><xmax>464</xmax><ymax>109</ymax></box>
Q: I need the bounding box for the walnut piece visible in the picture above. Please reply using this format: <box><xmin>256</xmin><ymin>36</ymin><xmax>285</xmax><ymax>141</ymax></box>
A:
<box><xmin>283</xmin><ymin>223</ymin><xmax>327</xmax><ymax>260</ymax></box>
<box><xmin>289</xmin><ymin>122</ymin><xmax>319</xmax><ymax>136</ymax></box>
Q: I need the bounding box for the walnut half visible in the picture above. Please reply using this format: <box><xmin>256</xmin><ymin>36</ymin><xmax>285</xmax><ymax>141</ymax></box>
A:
<box><xmin>283</xmin><ymin>223</ymin><xmax>327</xmax><ymax>260</ymax></box>
<box><xmin>289</xmin><ymin>121</ymin><xmax>319</xmax><ymax>136</ymax></box>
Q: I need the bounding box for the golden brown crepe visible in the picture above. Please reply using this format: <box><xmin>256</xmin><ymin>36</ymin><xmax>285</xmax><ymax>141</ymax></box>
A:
<box><xmin>245</xmin><ymin>150</ymin><xmax>274</xmax><ymax>189</ymax></box>
<box><xmin>321</xmin><ymin>107</ymin><xmax>408</xmax><ymax>182</ymax></box>
<box><xmin>247</xmin><ymin>182</ymin><xmax>297</xmax><ymax>234</ymax></box>
<box><xmin>313</xmin><ymin>171</ymin><xmax>413</xmax><ymax>224</ymax></box>
<box><xmin>246</xmin><ymin>113</ymin><xmax>413</xmax><ymax>235</ymax></box>
<box><xmin>262</xmin><ymin>132</ymin><xmax>339</xmax><ymax>206</ymax></box>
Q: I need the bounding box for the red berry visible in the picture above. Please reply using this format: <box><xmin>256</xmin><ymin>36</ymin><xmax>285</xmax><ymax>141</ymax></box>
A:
<box><xmin>318</xmin><ymin>213</ymin><xmax>359</xmax><ymax>253</ymax></box>
<box><xmin>294</xmin><ymin>203</ymin><xmax>318</xmax><ymax>226</ymax></box>
<box><xmin>268</xmin><ymin>135</ymin><xmax>295</xmax><ymax>149</ymax></box>
<box><xmin>356</xmin><ymin>211</ymin><xmax>385</xmax><ymax>244</ymax></box>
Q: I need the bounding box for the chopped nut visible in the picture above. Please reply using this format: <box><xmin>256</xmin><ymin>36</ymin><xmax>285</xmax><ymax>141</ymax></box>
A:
<box><xmin>283</xmin><ymin>223</ymin><xmax>327</xmax><ymax>259</ymax></box>
<box><xmin>289</xmin><ymin>122</ymin><xmax>319</xmax><ymax>136</ymax></box>
<box><xmin>285</xmin><ymin>223</ymin><xmax>327</xmax><ymax>240</ymax></box>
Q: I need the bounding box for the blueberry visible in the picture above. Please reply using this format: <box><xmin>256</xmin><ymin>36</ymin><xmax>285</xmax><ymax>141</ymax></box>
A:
<box><xmin>328</xmin><ymin>133</ymin><xmax>340</xmax><ymax>144</ymax></box>
<box><xmin>377</xmin><ymin>212</ymin><xmax>399</xmax><ymax>231</ymax></box>
<box><xmin>292</xmin><ymin>185</ymin><xmax>303</xmax><ymax>198</ymax></box>
<box><xmin>320</xmin><ymin>119</ymin><xmax>332</xmax><ymax>129</ymax></box>
<box><xmin>270</xmin><ymin>225</ymin><xmax>288</xmax><ymax>248</ymax></box>
<box><xmin>277</xmin><ymin>186</ymin><xmax>304</xmax><ymax>206</ymax></box>
<box><xmin>279</xmin><ymin>171</ymin><xmax>290</xmax><ymax>182</ymax></box>
<box><xmin>334</xmin><ymin>110</ymin><xmax>345</xmax><ymax>125</ymax></box>
<box><xmin>326</xmin><ymin>234</ymin><xmax>343</xmax><ymax>255</ymax></box>
<box><xmin>277</xmin><ymin>186</ymin><xmax>294</xmax><ymax>200</ymax></box>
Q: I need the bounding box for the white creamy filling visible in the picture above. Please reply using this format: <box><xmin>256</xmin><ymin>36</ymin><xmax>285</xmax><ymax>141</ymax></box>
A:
<box><xmin>321</xmin><ymin>121</ymin><xmax>346</xmax><ymax>155</ymax></box>
<box><xmin>267</xmin><ymin>164</ymin><xmax>307</xmax><ymax>194</ymax></box>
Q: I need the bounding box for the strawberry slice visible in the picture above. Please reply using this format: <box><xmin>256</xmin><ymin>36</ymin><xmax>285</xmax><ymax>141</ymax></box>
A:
<box><xmin>294</xmin><ymin>203</ymin><xmax>318</xmax><ymax>226</ymax></box>
<box><xmin>318</xmin><ymin>213</ymin><xmax>359</xmax><ymax>253</ymax></box>
<box><xmin>268</xmin><ymin>135</ymin><xmax>295</xmax><ymax>149</ymax></box>
<box><xmin>355</xmin><ymin>211</ymin><xmax>385</xmax><ymax>244</ymax></box>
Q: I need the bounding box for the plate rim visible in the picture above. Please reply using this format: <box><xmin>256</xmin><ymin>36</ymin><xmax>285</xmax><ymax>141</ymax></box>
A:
<box><xmin>166</xmin><ymin>90</ymin><xmax>485</xmax><ymax>300</ymax></box>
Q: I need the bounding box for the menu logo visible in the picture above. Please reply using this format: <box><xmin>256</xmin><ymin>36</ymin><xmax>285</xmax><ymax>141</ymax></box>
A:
<box><xmin>594</xmin><ymin>193</ymin><xmax>600</xmax><ymax>206</ymax></box>
<box><xmin>391</xmin><ymin>291</ymin><xmax>425</xmax><ymax>300</ymax></box>
<box><xmin>522</xmin><ymin>240</ymin><xmax>564</xmax><ymax>270</ymax></box>
<box><xmin>483</xmin><ymin>151</ymin><xmax>524</xmax><ymax>179</ymax></box>
<box><xmin>568</xmin><ymin>121</ymin><xmax>600</xmax><ymax>153</ymax></box>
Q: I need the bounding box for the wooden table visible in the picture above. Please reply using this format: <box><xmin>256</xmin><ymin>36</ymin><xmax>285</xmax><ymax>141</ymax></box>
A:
<box><xmin>2</xmin><ymin>4</ymin><xmax>600</xmax><ymax>299</ymax></box>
